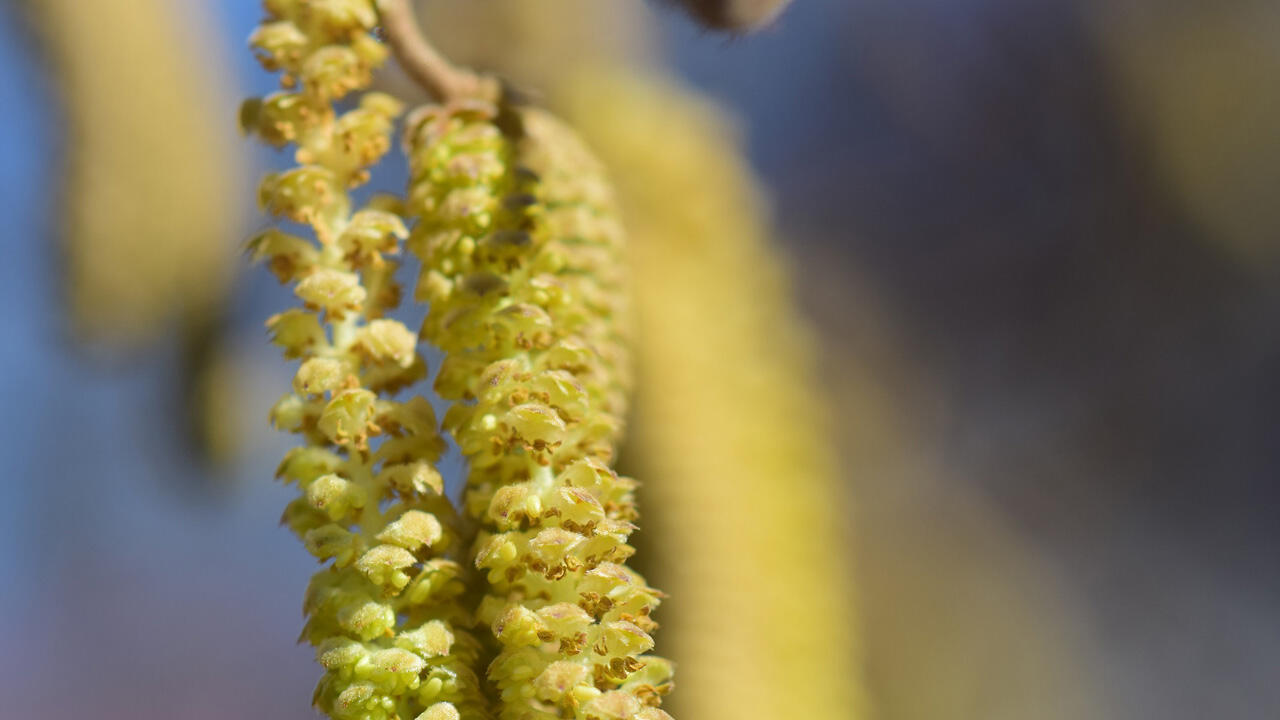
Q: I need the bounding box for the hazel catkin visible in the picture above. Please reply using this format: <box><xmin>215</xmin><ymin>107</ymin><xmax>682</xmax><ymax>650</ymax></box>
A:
<box><xmin>245</xmin><ymin>2</ymin><xmax>488</xmax><ymax>719</ymax></box>
<box><xmin>403</xmin><ymin>100</ymin><xmax>673</xmax><ymax>720</ymax></box>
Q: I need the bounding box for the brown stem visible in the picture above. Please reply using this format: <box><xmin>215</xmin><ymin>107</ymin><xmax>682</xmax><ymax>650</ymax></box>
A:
<box><xmin>377</xmin><ymin>0</ymin><xmax>498</xmax><ymax>103</ymax></box>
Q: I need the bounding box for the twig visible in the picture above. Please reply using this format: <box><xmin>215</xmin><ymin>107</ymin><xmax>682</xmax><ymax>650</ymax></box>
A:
<box><xmin>377</xmin><ymin>0</ymin><xmax>498</xmax><ymax>103</ymax></box>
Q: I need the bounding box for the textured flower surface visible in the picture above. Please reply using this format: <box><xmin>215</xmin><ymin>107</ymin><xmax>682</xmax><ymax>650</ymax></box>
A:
<box><xmin>403</xmin><ymin>101</ymin><xmax>673</xmax><ymax>720</ymax></box>
<box><xmin>246</xmin><ymin>2</ymin><xmax>488</xmax><ymax>719</ymax></box>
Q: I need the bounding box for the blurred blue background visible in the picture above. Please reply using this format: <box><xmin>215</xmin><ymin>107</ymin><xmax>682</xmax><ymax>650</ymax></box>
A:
<box><xmin>2</xmin><ymin>0</ymin><xmax>1279</xmax><ymax>718</ymax></box>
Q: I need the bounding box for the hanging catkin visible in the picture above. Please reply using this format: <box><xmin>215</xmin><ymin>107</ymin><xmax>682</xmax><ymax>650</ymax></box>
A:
<box><xmin>26</xmin><ymin>0</ymin><xmax>239</xmax><ymax>349</ymax></box>
<box><xmin>244</xmin><ymin>2</ymin><xmax>489</xmax><ymax>719</ymax></box>
<box><xmin>403</xmin><ymin>100</ymin><xmax>674</xmax><ymax>720</ymax></box>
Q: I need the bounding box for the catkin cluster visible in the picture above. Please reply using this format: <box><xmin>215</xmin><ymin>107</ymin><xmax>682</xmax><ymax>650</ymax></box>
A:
<box><xmin>402</xmin><ymin>103</ymin><xmax>673</xmax><ymax>720</ymax></box>
<box><xmin>244</xmin><ymin>3</ymin><xmax>487</xmax><ymax>720</ymax></box>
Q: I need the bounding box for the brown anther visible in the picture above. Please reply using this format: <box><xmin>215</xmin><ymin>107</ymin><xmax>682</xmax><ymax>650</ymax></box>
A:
<box><xmin>635</xmin><ymin>685</ymin><xmax>661</xmax><ymax>707</ymax></box>
<box><xmin>592</xmin><ymin>664</ymin><xmax>611</xmax><ymax>690</ymax></box>
<box><xmin>578</xmin><ymin>592</ymin><xmax>607</xmax><ymax>617</ymax></box>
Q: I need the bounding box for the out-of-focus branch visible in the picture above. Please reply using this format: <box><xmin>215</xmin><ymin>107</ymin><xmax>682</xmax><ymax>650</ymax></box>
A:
<box><xmin>378</xmin><ymin>0</ymin><xmax>498</xmax><ymax>102</ymax></box>
<box><xmin>665</xmin><ymin>0</ymin><xmax>793</xmax><ymax>31</ymax></box>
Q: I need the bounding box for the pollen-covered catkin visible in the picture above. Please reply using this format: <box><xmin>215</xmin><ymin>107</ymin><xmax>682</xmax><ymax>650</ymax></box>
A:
<box><xmin>245</xmin><ymin>3</ymin><xmax>487</xmax><ymax>719</ymax></box>
<box><xmin>403</xmin><ymin>102</ymin><xmax>674</xmax><ymax>720</ymax></box>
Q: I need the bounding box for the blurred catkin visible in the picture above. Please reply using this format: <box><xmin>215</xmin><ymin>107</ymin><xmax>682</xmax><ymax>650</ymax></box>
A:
<box><xmin>403</xmin><ymin>100</ymin><xmax>673</xmax><ymax>720</ymax></box>
<box><xmin>1091</xmin><ymin>0</ymin><xmax>1280</xmax><ymax>264</ymax></box>
<box><xmin>26</xmin><ymin>0</ymin><xmax>239</xmax><ymax>348</ymax></box>
<box><xmin>559</xmin><ymin>71</ymin><xmax>867</xmax><ymax>720</ymax></box>
<box><xmin>244</xmin><ymin>3</ymin><xmax>487</xmax><ymax>719</ymax></box>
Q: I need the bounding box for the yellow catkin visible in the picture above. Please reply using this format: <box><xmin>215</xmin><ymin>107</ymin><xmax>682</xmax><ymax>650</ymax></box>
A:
<box><xmin>1092</xmin><ymin>2</ymin><xmax>1280</xmax><ymax>264</ymax></box>
<box><xmin>245</xmin><ymin>2</ymin><xmax>487</xmax><ymax>719</ymax></box>
<box><xmin>26</xmin><ymin>0</ymin><xmax>239</xmax><ymax>348</ymax></box>
<box><xmin>403</xmin><ymin>101</ymin><xmax>673</xmax><ymax>720</ymax></box>
<box><xmin>559</xmin><ymin>70</ymin><xmax>867</xmax><ymax>720</ymax></box>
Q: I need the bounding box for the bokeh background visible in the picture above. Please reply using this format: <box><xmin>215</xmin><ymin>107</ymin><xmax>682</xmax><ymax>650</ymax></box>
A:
<box><xmin>2</xmin><ymin>0</ymin><xmax>1279</xmax><ymax>718</ymax></box>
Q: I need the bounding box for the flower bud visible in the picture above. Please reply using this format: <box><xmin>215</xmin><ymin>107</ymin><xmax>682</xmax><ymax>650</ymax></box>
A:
<box><xmin>414</xmin><ymin>702</ymin><xmax>459</xmax><ymax>720</ymax></box>
<box><xmin>276</xmin><ymin>446</ymin><xmax>343</xmax><ymax>484</ymax></box>
<box><xmin>376</xmin><ymin>510</ymin><xmax>444</xmax><ymax>552</ymax></box>
<box><xmin>267</xmin><ymin>309</ymin><xmax>327</xmax><ymax>359</ymax></box>
<box><xmin>355</xmin><ymin>320</ymin><xmax>417</xmax><ymax>368</ymax></box>
<box><xmin>249</xmin><ymin>21</ymin><xmax>308</xmax><ymax>74</ymax></box>
<box><xmin>337</xmin><ymin>599</ymin><xmax>396</xmax><ymax>641</ymax></box>
<box><xmin>493</xmin><ymin>604</ymin><xmax>550</xmax><ymax>648</ymax></box>
<box><xmin>247</xmin><ymin>228</ymin><xmax>320</xmax><ymax>282</ymax></box>
<box><xmin>294</xmin><ymin>357</ymin><xmax>353</xmax><ymax>396</ymax></box>
<box><xmin>395</xmin><ymin>620</ymin><xmax>455</xmax><ymax>659</ymax></box>
<box><xmin>355</xmin><ymin>544</ymin><xmax>418</xmax><ymax>590</ymax></box>
<box><xmin>318</xmin><ymin>389</ymin><xmax>377</xmax><ymax>447</ymax></box>
<box><xmin>301</xmin><ymin>46</ymin><xmax>369</xmax><ymax>103</ymax></box>
<box><xmin>296</xmin><ymin>269</ymin><xmax>367</xmax><ymax>317</ymax></box>
<box><xmin>316</xmin><ymin>638</ymin><xmax>369</xmax><ymax>674</ymax></box>
<box><xmin>306</xmin><ymin>473</ymin><xmax>367</xmax><ymax>521</ymax></box>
